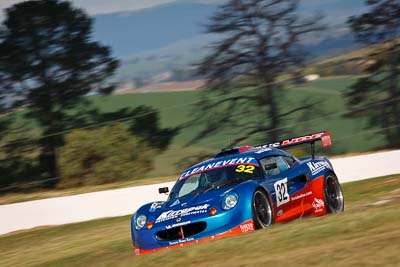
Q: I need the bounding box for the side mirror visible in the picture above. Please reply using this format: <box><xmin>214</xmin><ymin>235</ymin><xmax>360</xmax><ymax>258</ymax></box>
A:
<box><xmin>159</xmin><ymin>187</ymin><xmax>169</xmax><ymax>194</ymax></box>
<box><xmin>264</xmin><ymin>163</ymin><xmax>278</xmax><ymax>171</ymax></box>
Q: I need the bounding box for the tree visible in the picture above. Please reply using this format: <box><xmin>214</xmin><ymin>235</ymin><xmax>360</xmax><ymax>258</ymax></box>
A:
<box><xmin>58</xmin><ymin>123</ymin><xmax>155</xmax><ymax>187</ymax></box>
<box><xmin>0</xmin><ymin>115</ymin><xmax>45</xmax><ymax>192</ymax></box>
<box><xmin>0</xmin><ymin>0</ymin><xmax>119</xmax><ymax>179</ymax></box>
<box><xmin>347</xmin><ymin>0</ymin><xmax>400</xmax><ymax>148</ymax></box>
<box><xmin>195</xmin><ymin>0</ymin><xmax>323</xmax><ymax>143</ymax></box>
<box><xmin>88</xmin><ymin>106</ymin><xmax>179</xmax><ymax>151</ymax></box>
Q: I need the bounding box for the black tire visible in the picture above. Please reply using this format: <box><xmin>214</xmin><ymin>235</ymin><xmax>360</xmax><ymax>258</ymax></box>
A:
<box><xmin>324</xmin><ymin>173</ymin><xmax>344</xmax><ymax>213</ymax></box>
<box><xmin>252</xmin><ymin>189</ymin><xmax>273</xmax><ymax>229</ymax></box>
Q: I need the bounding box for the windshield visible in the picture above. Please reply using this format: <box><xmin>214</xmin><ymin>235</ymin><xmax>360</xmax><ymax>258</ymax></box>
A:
<box><xmin>170</xmin><ymin>163</ymin><xmax>262</xmax><ymax>199</ymax></box>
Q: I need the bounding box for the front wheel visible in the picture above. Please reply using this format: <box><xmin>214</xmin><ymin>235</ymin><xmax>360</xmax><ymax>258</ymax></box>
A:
<box><xmin>252</xmin><ymin>189</ymin><xmax>273</xmax><ymax>229</ymax></box>
<box><xmin>324</xmin><ymin>173</ymin><xmax>344</xmax><ymax>213</ymax></box>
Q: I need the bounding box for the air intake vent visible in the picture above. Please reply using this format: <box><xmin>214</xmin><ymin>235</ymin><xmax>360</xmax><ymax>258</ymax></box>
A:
<box><xmin>215</xmin><ymin>148</ymin><xmax>240</xmax><ymax>158</ymax></box>
<box><xmin>156</xmin><ymin>222</ymin><xmax>207</xmax><ymax>241</ymax></box>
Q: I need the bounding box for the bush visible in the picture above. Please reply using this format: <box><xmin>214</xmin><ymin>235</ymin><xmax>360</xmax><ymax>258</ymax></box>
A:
<box><xmin>58</xmin><ymin>123</ymin><xmax>155</xmax><ymax>188</ymax></box>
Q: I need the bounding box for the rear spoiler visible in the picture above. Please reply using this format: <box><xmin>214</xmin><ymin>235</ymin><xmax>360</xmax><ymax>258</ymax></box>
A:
<box><xmin>255</xmin><ymin>131</ymin><xmax>332</xmax><ymax>158</ymax></box>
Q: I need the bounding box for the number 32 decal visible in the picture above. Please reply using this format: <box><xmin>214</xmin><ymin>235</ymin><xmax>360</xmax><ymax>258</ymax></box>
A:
<box><xmin>274</xmin><ymin>178</ymin><xmax>290</xmax><ymax>207</ymax></box>
<box><xmin>235</xmin><ymin>165</ymin><xmax>255</xmax><ymax>173</ymax></box>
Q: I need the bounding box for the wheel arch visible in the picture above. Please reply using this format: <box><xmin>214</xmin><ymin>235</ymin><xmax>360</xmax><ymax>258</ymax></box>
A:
<box><xmin>323</xmin><ymin>171</ymin><xmax>344</xmax><ymax>213</ymax></box>
<box><xmin>254</xmin><ymin>186</ymin><xmax>273</xmax><ymax>206</ymax></box>
<box><xmin>252</xmin><ymin>186</ymin><xmax>275</xmax><ymax>229</ymax></box>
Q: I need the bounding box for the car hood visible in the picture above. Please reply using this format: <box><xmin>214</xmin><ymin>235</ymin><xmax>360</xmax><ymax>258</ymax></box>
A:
<box><xmin>138</xmin><ymin>181</ymin><xmax>254</xmax><ymax>226</ymax></box>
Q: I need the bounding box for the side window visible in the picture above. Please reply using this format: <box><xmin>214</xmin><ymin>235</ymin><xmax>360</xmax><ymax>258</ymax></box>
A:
<box><xmin>178</xmin><ymin>175</ymin><xmax>199</xmax><ymax>197</ymax></box>
<box><xmin>276</xmin><ymin>157</ymin><xmax>290</xmax><ymax>173</ymax></box>
<box><xmin>260</xmin><ymin>156</ymin><xmax>291</xmax><ymax>177</ymax></box>
<box><xmin>283</xmin><ymin>156</ymin><xmax>299</xmax><ymax>168</ymax></box>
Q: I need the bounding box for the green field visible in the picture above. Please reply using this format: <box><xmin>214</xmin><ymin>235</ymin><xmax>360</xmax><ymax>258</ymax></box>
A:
<box><xmin>3</xmin><ymin>76</ymin><xmax>388</xmax><ymax>178</ymax></box>
<box><xmin>87</xmin><ymin>76</ymin><xmax>386</xmax><ymax>177</ymax></box>
<box><xmin>0</xmin><ymin>75</ymin><xmax>389</xmax><ymax>203</ymax></box>
<box><xmin>297</xmin><ymin>76</ymin><xmax>361</xmax><ymax>93</ymax></box>
<box><xmin>1</xmin><ymin>175</ymin><xmax>399</xmax><ymax>267</ymax></box>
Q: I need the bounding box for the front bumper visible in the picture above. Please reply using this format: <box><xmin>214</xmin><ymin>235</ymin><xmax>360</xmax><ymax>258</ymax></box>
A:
<box><xmin>132</xmin><ymin>203</ymin><xmax>254</xmax><ymax>255</ymax></box>
<box><xmin>134</xmin><ymin>219</ymin><xmax>255</xmax><ymax>255</ymax></box>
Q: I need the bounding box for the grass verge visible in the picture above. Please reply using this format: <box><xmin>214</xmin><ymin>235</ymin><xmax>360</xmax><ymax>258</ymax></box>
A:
<box><xmin>1</xmin><ymin>175</ymin><xmax>399</xmax><ymax>267</ymax></box>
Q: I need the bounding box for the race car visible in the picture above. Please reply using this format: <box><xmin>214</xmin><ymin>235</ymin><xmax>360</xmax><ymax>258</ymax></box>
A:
<box><xmin>131</xmin><ymin>131</ymin><xmax>344</xmax><ymax>255</ymax></box>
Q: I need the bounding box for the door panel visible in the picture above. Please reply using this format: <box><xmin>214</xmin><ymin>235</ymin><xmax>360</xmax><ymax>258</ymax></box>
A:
<box><xmin>265</xmin><ymin>164</ymin><xmax>311</xmax><ymax>222</ymax></box>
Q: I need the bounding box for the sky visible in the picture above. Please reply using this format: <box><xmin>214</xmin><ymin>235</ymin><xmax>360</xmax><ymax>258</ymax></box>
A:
<box><xmin>0</xmin><ymin>0</ymin><xmax>224</xmax><ymax>21</ymax></box>
<box><xmin>0</xmin><ymin>0</ymin><xmax>365</xmax><ymax>23</ymax></box>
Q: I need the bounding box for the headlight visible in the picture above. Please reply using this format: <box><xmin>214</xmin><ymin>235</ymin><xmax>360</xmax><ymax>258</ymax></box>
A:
<box><xmin>135</xmin><ymin>215</ymin><xmax>147</xmax><ymax>230</ymax></box>
<box><xmin>222</xmin><ymin>193</ymin><xmax>238</xmax><ymax>210</ymax></box>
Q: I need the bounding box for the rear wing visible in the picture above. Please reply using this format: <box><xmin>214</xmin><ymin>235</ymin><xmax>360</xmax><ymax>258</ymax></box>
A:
<box><xmin>255</xmin><ymin>131</ymin><xmax>332</xmax><ymax>158</ymax></box>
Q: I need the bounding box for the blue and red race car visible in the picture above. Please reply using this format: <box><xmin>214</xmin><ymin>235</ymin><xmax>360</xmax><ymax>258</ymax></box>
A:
<box><xmin>131</xmin><ymin>131</ymin><xmax>344</xmax><ymax>255</ymax></box>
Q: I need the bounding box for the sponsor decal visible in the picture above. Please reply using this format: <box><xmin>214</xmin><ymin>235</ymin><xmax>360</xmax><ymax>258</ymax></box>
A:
<box><xmin>277</xmin><ymin>210</ymin><xmax>283</xmax><ymax>217</ymax></box>
<box><xmin>291</xmin><ymin>191</ymin><xmax>312</xmax><ymax>200</ymax></box>
<box><xmin>274</xmin><ymin>178</ymin><xmax>290</xmax><ymax>207</ymax></box>
<box><xmin>170</xmin><ymin>199</ymin><xmax>180</xmax><ymax>207</ymax></box>
<box><xmin>169</xmin><ymin>237</ymin><xmax>195</xmax><ymax>246</ymax></box>
<box><xmin>321</xmin><ymin>133</ymin><xmax>332</xmax><ymax>147</ymax></box>
<box><xmin>312</xmin><ymin>197</ymin><xmax>325</xmax><ymax>213</ymax></box>
<box><xmin>179</xmin><ymin>157</ymin><xmax>258</xmax><ymax>180</ymax></box>
<box><xmin>240</xmin><ymin>222</ymin><xmax>254</xmax><ymax>233</ymax></box>
<box><xmin>255</xmin><ymin>147</ymin><xmax>272</xmax><ymax>154</ymax></box>
<box><xmin>256</xmin><ymin>132</ymin><xmax>325</xmax><ymax>149</ymax></box>
<box><xmin>166</xmin><ymin>221</ymin><xmax>191</xmax><ymax>230</ymax></box>
<box><xmin>255</xmin><ymin>142</ymin><xmax>281</xmax><ymax>149</ymax></box>
<box><xmin>307</xmin><ymin>161</ymin><xmax>331</xmax><ymax>175</ymax></box>
<box><xmin>281</xmin><ymin>133</ymin><xmax>325</xmax><ymax>146</ymax></box>
<box><xmin>155</xmin><ymin>204</ymin><xmax>210</xmax><ymax>223</ymax></box>
<box><xmin>149</xmin><ymin>202</ymin><xmax>163</xmax><ymax>212</ymax></box>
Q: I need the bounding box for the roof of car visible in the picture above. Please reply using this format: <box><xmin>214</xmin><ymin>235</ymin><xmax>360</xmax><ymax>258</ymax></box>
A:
<box><xmin>177</xmin><ymin>146</ymin><xmax>294</xmax><ymax>180</ymax></box>
<box><xmin>195</xmin><ymin>146</ymin><xmax>289</xmax><ymax>168</ymax></box>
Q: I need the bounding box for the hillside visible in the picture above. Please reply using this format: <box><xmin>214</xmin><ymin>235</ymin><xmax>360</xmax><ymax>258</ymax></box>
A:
<box><xmin>90</xmin><ymin>0</ymin><xmax>366</xmax><ymax>82</ymax></box>
<box><xmin>93</xmin><ymin>2</ymin><xmax>218</xmax><ymax>58</ymax></box>
<box><xmin>83</xmin><ymin>75</ymin><xmax>383</xmax><ymax>178</ymax></box>
<box><xmin>92</xmin><ymin>0</ymin><xmax>366</xmax><ymax>58</ymax></box>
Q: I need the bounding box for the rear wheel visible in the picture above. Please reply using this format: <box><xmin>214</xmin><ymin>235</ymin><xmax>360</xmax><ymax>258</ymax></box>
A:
<box><xmin>252</xmin><ymin>189</ymin><xmax>273</xmax><ymax>229</ymax></box>
<box><xmin>324</xmin><ymin>173</ymin><xmax>344</xmax><ymax>213</ymax></box>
